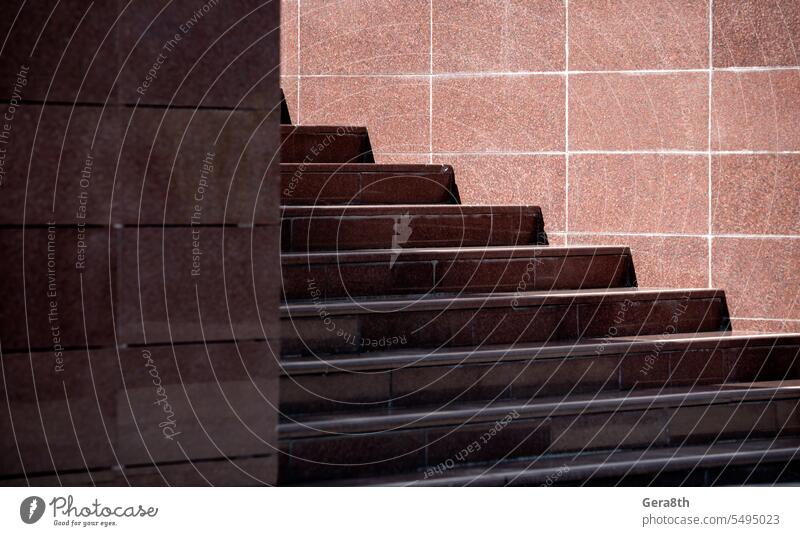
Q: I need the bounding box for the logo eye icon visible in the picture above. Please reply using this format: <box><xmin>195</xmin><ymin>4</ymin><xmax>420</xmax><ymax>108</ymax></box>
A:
<box><xmin>20</xmin><ymin>496</ymin><xmax>45</xmax><ymax>524</ymax></box>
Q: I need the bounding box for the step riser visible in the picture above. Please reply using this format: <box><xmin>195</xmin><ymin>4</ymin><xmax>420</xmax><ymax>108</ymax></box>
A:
<box><xmin>280</xmin><ymin>296</ymin><xmax>726</xmax><ymax>357</ymax></box>
<box><xmin>281</xmin><ymin>127</ymin><xmax>373</xmax><ymax>163</ymax></box>
<box><xmin>281</xmin><ymin>212</ymin><xmax>545</xmax><ymax>252</ymax></box>
<box><xmin>279</xmin><ymin>398</ymin><xmax>800</xmax><ymax>484</ymax></box>
<box><xmin>281</xmin><ymin>167</ymin><xmax>458</xmax><ymax>205</ymax></box>
<box><xmin>280</xmin><ymin>345</ymin><xmax>800</xmax><ymax>414</ymax></box>
<box><xmin>282</xmin><ymin>253</ymin><xmax>633</xmax><ymax>300</ymax></box>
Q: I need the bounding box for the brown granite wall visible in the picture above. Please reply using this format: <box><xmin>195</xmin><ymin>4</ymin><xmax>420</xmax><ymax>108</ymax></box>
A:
<box><xmin>0</xmin><ymin>0</ymin><xmax>281</xmax><ymax>485</ymax></box>
<box><xmin>281</xmin><ymin>0</ymin><xmax>800</xmax><ymax>332</ymax></box>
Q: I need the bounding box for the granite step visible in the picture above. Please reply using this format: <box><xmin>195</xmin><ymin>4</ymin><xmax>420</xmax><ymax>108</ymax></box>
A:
<box><xmin>280</xmin><ymin>205</ymin><xmax>545</xmax><ymax>252</ymax></box>
<box><xmin>279</xmin><ymin>332</ymin><xmax>800</xmax><ymax>413</ymax></box>
<box><xmin>280</xmin><ymin>287</ymin><xmax>730</xmax><ymax>357</ymax></box>
<box><xmin>281</xmin><ymin>245</ymin><xmax>635</xmax><ymax>300</ymax></box>
<box><xmin>280</xmin><ymin>125</ymin><xmax>374</xmax><ymax>163</ymax></box>
<box><xmin>320</xmin><ymin>437</ymin><xmax>800</xmax><ymax>486</ymax></box>
<box><xmin>278</xmin><ymin>380</ymin><xmax>800</xmax><ymax>483</ymax></box>
<box><xmin>281</xmin><ymin>163</ymin><xmax>459</xmax><ymax>205</ymax></box>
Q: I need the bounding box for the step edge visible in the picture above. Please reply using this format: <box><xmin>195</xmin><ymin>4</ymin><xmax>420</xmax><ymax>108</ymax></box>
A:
<box><xmin>280</xmin><ymin>287</ymin><xmax>725</xmax><ymax>317</ymax></box>
<box><xmin>372</xmin><ymin>440</ymin><xmax>800</xmax><ymax>487</ymax></box>
<box><xmin>279</xmin><ymin>382</ymin><xmax>800</xmax><ymax>438</ymax></box>
<box><xmin>281</xmin><ymin>332</ymin><xmax>800</xmax><ymax>375</ymax></box>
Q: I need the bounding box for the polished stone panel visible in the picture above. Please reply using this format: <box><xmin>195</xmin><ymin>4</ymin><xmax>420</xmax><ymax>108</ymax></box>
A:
<box><xmin>569</xmin><ymin>0</ymin><xmax>708</xmax><ymax>70</ymax></box>
<box><xmin>432</xmin><ymin>0</ymin><xmax>564</xmax><ymax>72</ymax></box>
<box><xmin>115</xmin><ymin>342</ymin><xmax>277</xmax><ymax>465</ymax></box>
<box><xmin>299</xmin><ymin>0</ymin><xmax>430</xmax><ymax>75</ymax></box>
<box><xmin>713</xmin><ymin>0</ymin><xmax>800</xmax><ymax>67</ymax></box>
<box><xmin>569</xmin><ymin>154</ymin><xmax>707</xmax><ymax>234</ymax></box>
<box><xmin>712</xmin><ymin>154</ymin><xmax>800</xmax><ymax>235</ymax></box>
<box><xmin>713</xmin><ymin>71</ymin><xmax>800</xmax><ymax>150</ymax></box>
<box><xmin>432</xmin><ymin>75</ymin><xmax>564</xmax><ymax>152</ymax></box>
<box><xmin>570</xmin><ymin>73</ymin><xmax>707</xmax><ymax>150</ymax></box>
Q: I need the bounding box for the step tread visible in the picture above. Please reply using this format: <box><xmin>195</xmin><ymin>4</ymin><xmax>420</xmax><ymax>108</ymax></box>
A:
<box><xmin>281</xmin><ymin>287</ymin><xmax>724</xmax><ymax>316</ymax></box>
<box><xmin>280</xmin><ymin>163</ymin><xmax>450</xmax><ymax>173</ymax></box>
<box><xmin>281</xmin><ymin>124</ymin><xmax>368</xmax><ymax>134</ymax></box>
<box><xmin>281</xmin><ymin>244</ymin><xmax>632</xmax><ymax>265</ymax></box>
<box><xmin>279</xmin><ymin>379</ymin><xmax>800</xmax><ymax>438</ymax></box>
<box><xmin>281</xmin><ymin>204</ymin><xmax>541</xmax><ymax>217</ymax></box>
<box><xmin>281</xmin><ymin>330</ymin><xmax>800</xmax><ymax>374</ymax></box>
<box><xmin>322</xmin><ymin>436</ymin><xmax>800</xmax><ymax>486</ymax></box>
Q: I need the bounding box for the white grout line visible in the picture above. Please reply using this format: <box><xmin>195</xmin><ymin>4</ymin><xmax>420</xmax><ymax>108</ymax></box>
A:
<box><xmin>719</xmin><ymin>65</ymin><xmax>800</xmax><ymax>72</ymax></box>
<box><xmin>714</xmin><ymin>233</ymin><xmax>800</xmax><ymax>239</ymax></box>
<box><xmin>429</xmin><ymin>0</ymin><xmax>433</xmax><ymax>165</ymax></box>
<box><xmin>564</xmin><ymin>0</ymin><xmax>570</xmax><ymax>247</ymax></box>
<box><xmin>572</xmin><ymin>149</ymin><xmax>707</xmax><ymax>155</ymax></box>
<box><xmin>714</xmin><ymin>150</ymin><xmax>800</xmax><ymax>155</ymax></box>
<box><xmin>707</xmin><ymin>0</ymin><xmax>714</xmax><ymax>288</ymax></box>
<box><xmin>732</xmin><ymin>317</ymin><xmax>800</xmax><ymax>322</ymax></box>
<box><xmin>295</xmin><ymin>65</ymin><xmax>800</xmax><ymax>79</ymax></box>
<box><xmin>432</xmin><ymin>151</ymin><xmax>566</xmax><ymax>156</ymax></box>
<box><xmin>566</xmin><ymin>231</ymin><xmax>800</xmax><ymax>239</ymax></box>
<box><xmin>296</xmin><ymin>0</ymin><xmax>302</xmax><ymax>124</ymax></box>
<box><xmin>407</xmin><ymin>150</ymin><xmax>800</xmax><ymax>156</ymax></box>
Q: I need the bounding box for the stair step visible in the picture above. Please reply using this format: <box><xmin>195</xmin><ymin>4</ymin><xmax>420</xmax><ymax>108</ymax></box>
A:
<box><xmin>278</xmin><ymin>381</ymin><xmax>800</xmax><ymax>483</ymax></box>
<box><xmin>281</xmin><ymin>245</ymin><xmax>635</xmax><ymax>300</ymax></box>
<box><xmin>280</xmin><ymin>288</ymin><xmax>729</xmax><ymax>356</ymax></box>
<box><xmin>281</xmin><ymin>163</ymin><xmax>459</xmax><ymax>205</ymax></box>
<box><xmin>323</xmin><ymin>437</ymin><xmax>800</xmax><ymax>486</ymax></box>
<box><xmin>280</xmin><ymin>125</ymin><xmax>374</xmax><ymax>163</ymax></box>
<box><xmin>279</xmin><ymin>332</ymin><xmax>800</xmax><ymax>413</ymax></box>
<box><xmin>281</xmin><ymin>205</ymin><xmax>545</xmax><ymax>252</ymax></box>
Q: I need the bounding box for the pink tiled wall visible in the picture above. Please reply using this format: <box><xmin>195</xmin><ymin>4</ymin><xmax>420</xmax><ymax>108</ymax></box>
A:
<box><xmin>280</xmin><ymin>0</ymin><xmax>800</xmax><ymax>333</ymax></box>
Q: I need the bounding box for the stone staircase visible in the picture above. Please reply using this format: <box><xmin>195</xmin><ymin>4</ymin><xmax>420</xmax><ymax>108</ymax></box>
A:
<box><xmin>277</xmin><ymin>95</ymin><xmax>800</xmax><ymax>486</ymax></box>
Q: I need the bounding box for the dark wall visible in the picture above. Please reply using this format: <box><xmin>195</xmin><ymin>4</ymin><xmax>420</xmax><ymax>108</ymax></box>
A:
<box><xmin>0</xmin><ymin>0</ymin><xmax>281</xmax><ymax>486</ymax></box>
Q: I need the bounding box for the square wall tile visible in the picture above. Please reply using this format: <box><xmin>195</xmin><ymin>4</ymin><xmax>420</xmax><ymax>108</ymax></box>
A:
<box><xmin>712</xmin><ymin>154</ymin><xmax>800</xmax><ymax>235</ymax></box>
<box><xmin>116</xmin><ymin>342</ymin><xmax>276</xmax><ymax>465</ymax></box>
<box><xmin>570</xmin><ymin>0</ymin><xmax>708</xmax><ymax>70</ymax></box>
<box><xmin>116</xmin><ymin>107</ymin><xmax>277</xmax><ymax>225</ymax></box>
<box><xmin>732</xmin><ymin>318</ymin><xmax>800</xmax><ymax>332</ymax></box>
<box><xmin>570</xmin><ymin>72</ymin><xmax>707</xmax><ymax>150</ymax></box>
<box><xmin>281</xmin><ymin>0</ymin><xmax>299</xmax><ymax>75</ymax></box>
<box><xmin>0</xmin><ymin>347</ymin><xmax>117</xmax><ymax>476</ymax></box>
<box><xmin>375</xmin><ymin>153</ymin><xmax>431</xmax><ymax>164</ymax></box>
<box><xmin>0</xmin><ymin>227</ymin><xmax>116</xmax><ymax>351</ymax></box>
<box><xmin>432</xmin><ymin>0</ymin><xmax>565</xmax><ymax>73</ymax></box>
<box><xmin>712</xmin><ymin>70</ymin><xmax>800</xmax><ymax>150</ymax></box>
<box><xmin>441</xmin><ymin>154</ymin><xmax>566</xmax><ymax>232</ymax></box>
<box><xmin>712</xmin><ymin>237</ymin><xmax>800</xmax><ymax>319</ymax></box>
<box><xmin>0</xmin><ymin>0</ymin><xmax>119</xmax><ymax>103</ymax></box>
<box><xmin>432</xmin><ymin>75</ymin><xmax>564</xmax><ymax>152</ymax></box>
<box><xmin>116</xmin><ymin>0</ymin><xmax>279</xmax><ymax>108</ymax></box>
<box><xmin>569</xmin><ymin>154</ymin><xmax>707</xmax><ymax>234</ymax></box>
<box><xmin>570</xmin><ymin>234</ymin><xmax>709</xmax><ymax>288</ymax></box>
<box><xmin>299</xmin><ymin>0</ymin><xmax>430</xmax><ymax>75</ymax></box>
<box><xmin>300</xmin><ymin>76</ymin><xmax>429</xmax><ymax>153</ymax></box>
<box><xmin>117</xmin><ymin>226</ymin><xmax>279</xmax><ymax>345</ymax></box>
<box><xmin>0</xmin><ymin>104</ymin><xmax>120</xmax><ymax>225</ymax></box>
<box><xmin>714</xmin><ymin>0</ymin><xmax>800</xmax><ymax>67</ymax></box>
